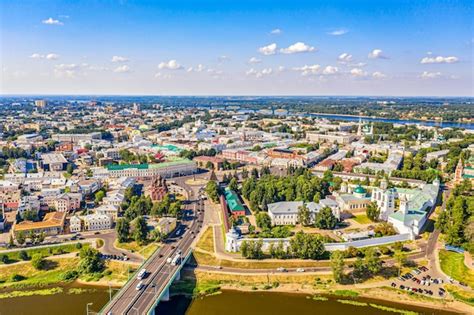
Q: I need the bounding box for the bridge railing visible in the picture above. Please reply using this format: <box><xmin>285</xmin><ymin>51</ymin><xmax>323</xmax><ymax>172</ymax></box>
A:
<box><xmin>146</xmin><ymin>249</ymin><xmax>194</xmax><ymax>315</ymax></box>
<box><xmin>99</xmin><ymin>244</ymin><xmax>161</xmax><ymax>314</ymax></box>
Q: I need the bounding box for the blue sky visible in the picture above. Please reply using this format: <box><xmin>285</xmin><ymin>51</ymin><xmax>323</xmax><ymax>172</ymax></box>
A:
<box><xmin>1</xmin><ymin>0</ymin><xmax>472</xmax><ymax>96</ymax></box>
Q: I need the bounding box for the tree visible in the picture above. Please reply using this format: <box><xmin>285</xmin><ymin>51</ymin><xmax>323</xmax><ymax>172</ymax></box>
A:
<box><xmin>95</xmin><ymin>190</ymin><xmax>106</xmax><ymax>204</ymax></box>
<box><xmin>374</xmin><ymin>222</ymin><xmax>397</xmax><ymax>236</ymax></box>
<box><xmin>133</xmin><ymin>216</ymin><xmax>148</xmax><ymax>245</ymax></box>
<box><xmin>297</xmin><ymin>204</ymin><xmax>311</xmax><ymax>226</ymax></box>
<box><xmin>31</xmin><ymin>254</ymin><xmax>46</xmax><ymax>270</ymax></box>
<box><xmin>314</xmin><ymin>207</ymin><xmax>337</xmax><ymax>229</ymax></box>
<box><xmin>394</xmin><ymin>250</ymin><xmax>407</xmax><ymax>276</ymax></box>
<box><xmin>66</xmin><ymin>163</ymin><xmax>74</xmax><ymax>175</ymax></box>
<box><xmin>330</xmin><ymin>250</ymin><xmax>345</xmax><ymax>283</ymax></box>
<box><xmin>16</xmin><ymin>232</ymin><xmax>26</xmax><ymax>246</ymax></box>
<box><xmin>0</xmin><ymin>254</ymin><xmax>9</xmax><ymax>264</ymax></box>
<box><xmin>116</xmin><ymin>218</ymin><xmax>130</xmax><ymax>243</ymax></box>
<box><xmin>228</xmin><ymin>177</ymin><xmax>239</xmax><ymax>192</ymax></box>
<box><xmin>19</xmin><ymin>250</ymin><xmax>29</xmax><ymax>261</ymax></box>
<box><xmin>352</xmin><ymin>257</ymin><xmax>367</xmax><ymax>282</ymax></box>
<box><xmin>205</xmin><ymin>181</ymin><xmax>220</xmax><ymax>203</ymax></box>
<box><xmin>255</xmin><ymin>212</ymin><xmax>272</xmax><ymax>230</ymax></box>
<box><xmin>366</xmin><ymin>202</ymin><xmax>380</xmax><ymax>222</ymax></box>
<box><xmin>78</xmin><ymin>247</ymin><xmax>104</xmax><ymax>274</ymax></box>
<box><xmin>289</xmin><ymin>231</ymin><xmax>326</xmax><ymax>260</ymax></box>
<box><xmin>365</xmin><ymin>248</ymin><xmax>382</xmax><ymax>275</ymax></box>
<box><xmin>240</xmin><ymin>240</ymin><xmax>249</xmax><ymax>257</ymax></box>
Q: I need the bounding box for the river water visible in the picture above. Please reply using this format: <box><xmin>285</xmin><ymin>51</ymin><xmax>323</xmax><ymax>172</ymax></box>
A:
<box><xmin>156</xmin><ymin>290</ymin><xmax>460</xmax><ymax>315</ymax></box>
<box><xmin>0</xmin><ymin>286</ymin><xmax>462</xmax><ymax>315</ymax></box>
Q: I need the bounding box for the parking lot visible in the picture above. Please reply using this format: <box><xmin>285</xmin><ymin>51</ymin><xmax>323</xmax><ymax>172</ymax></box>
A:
<box><xmin>390</xmin><ymin>266</ymin><xmax>448</xmax><ymax>298</ymax></box>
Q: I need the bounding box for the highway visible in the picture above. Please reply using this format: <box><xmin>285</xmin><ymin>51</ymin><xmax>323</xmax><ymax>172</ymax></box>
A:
<box><xmin>101</xmin><ymin>186</ymin><xmax>205</xmax><ymax>315</ymax></box>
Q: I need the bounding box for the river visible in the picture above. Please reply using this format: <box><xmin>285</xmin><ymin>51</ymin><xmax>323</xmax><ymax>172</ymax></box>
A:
<box><xmin>156</xmin><ymin>290</ymin><xmax>460</xmax><ymax>315</ymax></box>
<box><xmin>0</xmin><ymin>286</ymin><xmax>462</xmax><ymax>315</ymax></box>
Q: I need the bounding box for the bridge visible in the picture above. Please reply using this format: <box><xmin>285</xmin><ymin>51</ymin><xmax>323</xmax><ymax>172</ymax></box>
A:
<box><xmin>100</xmin><ymin>188</ymin><xmax>205</xmax><ymax>315</ymax></box>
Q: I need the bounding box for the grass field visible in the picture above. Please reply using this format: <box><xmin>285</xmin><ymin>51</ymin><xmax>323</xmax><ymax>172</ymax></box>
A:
<box><xmin>0</xmin><ymin>243</ymin><xmax>86</xmax><ymax>265</ymax></box>
<box><xmin>439</xmin><ymin>249</ymin><xmax>474</xmax><ymax>289</ymax></box>
<box><xmin>193</xmin><ymin>251</ymin><xmax>331</xmax><ymax>269</ymax></box>
<box><xmin>0</xmin><ymin>257</ymin><xmax>80</xmax><ymax>289</ymax></box>
<box><xmin>114</xmin><ymin>240</ymin><xmax>159</xmax><ymax>258</ymax></box>
<box><xmin>138</xmin><ymin>243</ymin><xmax>160</xmax><ymax>259</ymax></box>
<box><xmin>195</xmin><ymin>227</ymin><xmax>214</xmax><ymax>253</ymax></box>
<box><xmin>353</xmin><ymin>214</ymin><xmax>372</xmax><ymax>225</ymax></box>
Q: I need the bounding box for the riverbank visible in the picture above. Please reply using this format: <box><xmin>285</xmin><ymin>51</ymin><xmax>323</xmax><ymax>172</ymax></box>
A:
<box><xmin>175</xmin><ymin>270</ymin><xmax>472</xmax><ymax>314</ymax></box>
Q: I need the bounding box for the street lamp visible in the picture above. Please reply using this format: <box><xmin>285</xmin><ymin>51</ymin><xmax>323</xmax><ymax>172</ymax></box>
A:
<box><xmin>86</xmin><ymin>302</ymin><xmax>93</xmax><ymax>315</ymax></box>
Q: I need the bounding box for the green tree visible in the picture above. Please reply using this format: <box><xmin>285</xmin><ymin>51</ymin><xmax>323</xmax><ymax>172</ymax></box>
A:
<box><xmin>330</xmin><ymin>250</ymin><xmax>345</xmax><ymax>283</ymax></box>
<box><xmin>289</xmin><ymin>231</ymin><xmax>326</xmax><ymax>260</ymax></box>
<box><xmin>228</xmin><ymin>178</ymin><xmax>239</xmax><ymax>192</ymax></box>
<box><xmin>19</xmin><ymin>250</ymin><xmax>29</xmax><ymax>261</ymax></box>
<box><xmin>240</xmin><ymin>240</ymin><xmax>249</xmax><ymax>257</ymax></box>
<box><xmin>352</xmin><ymin>257</ymin><xmax>367</xmax><ymax>282</ymax></box>
<box><xmin>314</xmin><ymin>207</ymin><xmax>337</xmax><ymax>229</ymax></box>
<box><xmin>78</xmin><ymin>247</ymin><xmax>104</xmax><ymax>274</ymax></box>
<box><xmin>16</xmin><ymin>232</ymin><xmax>26</xmax><ymax>246</ymax></box>
<box><xmin>116</xmin><ymin>218</ymin><xmax>130</xmax><ymax>243</ymax></box>
<box><xmin>94</xmin><ymin>190</ymin><xmax>105</xmax><ymax>204</ymax></box>
<box><xmin>255</xmin><ymin>212</ymin><xmax>272</xmax><ymax>230</ymax></box>
<box><xmin>394</xmin><ymin>250</ymin><xmax>407</xmax><ymax>276</ymax></box>
<box><xmin>31</xmin><ymin>254</ymin><xmax>46</xmax><ymax>270</ymax></box>
<box><xmin>133</xmin><ymin>216</ymin><xmax>148</xmax><ymax>245</ymax></box>
<box><xmin>205</xmin><ymin>180</ymin><xmax>220</xmax><ymax>203</ymax></box>
<box><xmin>297</xmin><ymin>204</ymin><xmax>311</xmax><ymax>226</ymax></box>
<box><xmin>365</xmin><ymin>248</ymin><xmax>382</xmax><ymax>275</ymax></box>
<box><xmin>366</xmin><ymin>202</ymin><xmax>380</xmax><ymax>222</ymax></box>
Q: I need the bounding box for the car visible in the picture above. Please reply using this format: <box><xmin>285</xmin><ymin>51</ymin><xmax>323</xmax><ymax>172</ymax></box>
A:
<box><xmin>135</xmin><ymin>281</ymin><xmax>144</xmax><ymax>291</ymax></box>
<box><xmin>398</xmin><ymin>277</ymin><xmax>405</xmax><ymax>281</ymax></box>
<box><xmin>296</xmin><ymin>268</ymin><xmax>305</xmax><ymax>273</ymax></box>
<box><xmin>460</xmin><ymin>282</ymin><xmax>468</xmax><ymax>287</ymax></box>
<box><xmin>94</xmin><ymin>231</ymin><xmax>101</xmax><ymax>235</ymax></box>
<box><xmin>391</xmin><ymin>282</ymin><xmax>396</xmax><ymax>287</ymax></box>
<box><xmin>277</xmin><ymin>267</ymin><xmax>287</xmax><ymax>272</ymax></box>
<box><xmin>400</xmin><ymin>285</ymin><xmax>405</xmax><ymax>289</ymax></box>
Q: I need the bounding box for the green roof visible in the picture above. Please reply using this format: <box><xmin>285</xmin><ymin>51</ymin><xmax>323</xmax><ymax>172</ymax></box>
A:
<box><xmin>224</xmin><ymin>189</ymin><xmax>245</xmax><ymax>212</ymax></box>
<box><xmin>107</xmin><ymin>158</ymin><xmax>193</xmax><ymax>171</ymax></box>
<box><xmin>354</xmin><ymin>185</ymin><xmax>366</xmax><ymax>194</ymax></box>
<box><xmin>152</xmin><ymin>144</ymin><xmax>183</xmax><ymax>152</ymax></box>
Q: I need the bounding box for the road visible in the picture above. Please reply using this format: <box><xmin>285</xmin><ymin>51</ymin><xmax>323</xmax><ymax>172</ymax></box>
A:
<box><xmin>101</xmin><ymin>183</ymin><xmax>205</xmax><ymax>315</ymax></box>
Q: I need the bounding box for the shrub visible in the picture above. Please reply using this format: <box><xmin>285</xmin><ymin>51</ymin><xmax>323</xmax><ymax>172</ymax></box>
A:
<box><xmin>31</xmin><ymin>254</ymin><xmax>46</xmax><ymax>270</ymax></box>
<box><xmin>10</xmin><ymin>274</ymin><xmax>26</xmax><ymax>282</ymax></box>
<box><xmin>62</xmin><ymin>270</ymin><xmax>79</xmax><ymax>281</ymax></box>
<box><xmin>19</xmin><ymin>250</ymin><xmax>29</xmax><ymax>261</ymax></box>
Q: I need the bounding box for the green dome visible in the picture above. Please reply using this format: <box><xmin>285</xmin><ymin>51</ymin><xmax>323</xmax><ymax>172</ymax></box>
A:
<box><xmin>354</xmin><ymin>185</ymin><xmax>366</xmax><ymax>194</ymax></box>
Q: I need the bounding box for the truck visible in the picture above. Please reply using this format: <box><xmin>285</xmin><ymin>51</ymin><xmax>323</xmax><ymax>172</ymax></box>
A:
<box><xmin>171</xmin><ymin>253</ymin><xmax>181</xmax><ymax>266</ymax></box>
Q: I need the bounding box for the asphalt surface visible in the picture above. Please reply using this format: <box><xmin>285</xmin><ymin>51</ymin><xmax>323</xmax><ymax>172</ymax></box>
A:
<box><xmin>101</xmin><ymin>186</ymin><xmax>205</xmax><ymax>315</ymax></box>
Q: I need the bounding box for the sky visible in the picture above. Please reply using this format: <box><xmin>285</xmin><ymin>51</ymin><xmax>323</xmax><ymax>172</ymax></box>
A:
<box><xmin>1</xmin><ymin>0</ymin><xmax>473</xmax><ymax>96</ymax></box>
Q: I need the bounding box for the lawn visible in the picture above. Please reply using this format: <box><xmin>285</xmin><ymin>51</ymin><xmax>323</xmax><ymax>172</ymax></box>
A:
<box><xmin>0</xmin><ymin>257</ymin><xmax>80</xmax><ymax>289</ymax></box>
<box><xmin>193</xmin><ymin>251</ymin><xmax>331</xmax><ymax>269</ymax></box>
<box><xmin>138</xmin><ymin>243</ymin><xmax>160</xmax><ymax>259</ymax></box>
<box><xmin>439</xmin><ymin>249</ymin><xmax>474</xmax><ymax>289</ymax></box>
<box><xmin>196</xmin><ymin>227</ymin><xmax>214</xmax><ymax>253</ymax></box>
<box><xmin>0</xmin><ymin>243</ymin><xmax>86</xmax><ymax>265</ymax></box>
<box><xmin>353</xmin><ymin>214</ymin><xmax>372</xmax><ymax>225</ymax></box>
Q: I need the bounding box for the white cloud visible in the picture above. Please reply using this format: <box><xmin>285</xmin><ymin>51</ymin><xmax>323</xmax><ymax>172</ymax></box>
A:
<box><xmin>30</xmin><ymin>53</ymin><xmax>43</xmax><ymax>59</ymax></box>
<box><xmin>277</xmin><ymin>66</ymin><xmax>285</xmax><ymax>72</ymax></box>
<box><xmin>111</xmin><ymin>56</ymin><xmax>129</xmax><ymax>63</ymax></box>
<box><xmin>113</xmin><ymin>65</ymin><xmax>130</xmax><ymax>73</ymax></box>
<box><xmin>42</xmin><ymin>17</ymin><xmax>63</xmax><ymax>25</ymax></box>
<box><xmin>246</xmin><ymin>68</ymin><xmax>273</xmax><ymax>78</ymax></box>
<box><xmin>328</xmin><ymin>29</ymin><xmax>348</xmax><ymax>36</ymax></box>
<box><xmin>368</xmin><ymin>49</ymin><xmax>388</xmax><ymax>59</ymax></box>
<box><xmin>270</xmin><ymin>28</ymin><xmax>282</xmax><ymax>35</ymax></box>
<box><xmin>420</xmin><ymin>71</ymin><xmax>442</xmax><ymax>79</ymax></box>
<box><xmin>187</xmin><ymin>64</ymin><xmax>206</xmax><ymax>72</ymax></box>
<box><xmin>372</xmin><ymin>71</ymin><xmax>386</xmax><ymax>79</ymax></box>
<box><xmin>54</xmin><ymin>64</ymin><xmax>79</xmax><ymax>78</ymax></box>
<box><xmin>218</xmin><ymin>55</ymin><xmax>230</xmax><ymax>63</ymax></box>
<box><xmin>248</xmin><ymin>57</ymin><xmax>262</xmax><ymax>64</ymax></box>
<box><xmin>338</xmin><ymin>53</ymin><xmax>353</xmax><ymax>63</ymax></box>
<box><xmin>420</xmin><ymin>56</ymin><xmax>458</xmax><ymax>64</ymax></box>
<box><xmin>280</xmin><ymin>42</ymin><xmax>316</xmax><ymax>54</ymax></box>
<box><xmin>258</xmin><ymin>43</ymin><xmax>278</xmax><ymax>55</ymax></box>
<box><xmin>350</xmin><ymin>68</ymin><xmax>367</xmax><ymax>77</ymax></box>
<box><xmin>46</xmin><ymin>53</ymin><xmax>59</xmax><ymax>60</ymax></box>
<box><xmin>30</xmin><ymin>53</ymin><xmax>59</xmax><ymax>60</ymax></box>
<box><xmin>158</xmin><ymin>60</ymin><xmax>183</xmax><ymax>70</ymax></box>
<box><xmin>292</xmin><ymin>64</ymin><xmax>320</xmax><ymax>76</ymax></box>
<box><xmin>154</xmin><ymin>72</ymin><xmax>171</xmax><ymax>79</ymax></box>
<box><xmin>322</xmin><ymin>66</ymin><xmax>339</xmax><ymax>75</ymax></box>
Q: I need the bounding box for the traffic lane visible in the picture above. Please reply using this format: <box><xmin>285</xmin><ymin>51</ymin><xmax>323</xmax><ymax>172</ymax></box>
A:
<box><xmin>126</xmin><ymin>214</ymin><xmax>202</xmax><ymax>313</ymax></box>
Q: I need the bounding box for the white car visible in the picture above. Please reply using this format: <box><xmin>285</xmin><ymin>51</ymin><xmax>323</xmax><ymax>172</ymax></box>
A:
<box><xmin>296</xmin><ymin>268</ymin><xmax>305</xmax><ymax>273</ymax></box>
<box><xmin>135</xmin><ymin>281</ymin><xmax>144</xmax><ymax>291</ymax></box>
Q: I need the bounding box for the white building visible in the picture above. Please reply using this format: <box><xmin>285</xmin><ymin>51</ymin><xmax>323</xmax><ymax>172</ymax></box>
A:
<box><xmin>267</xmin><ymin>199</ymin><xmax>340</xmax><ymax>226</ymax></box>
<box><xmin>69</xmin><ymin>215</ymin><xmax>82</xmax><ymax>233</ymax></box>
<box><xmin>83</xmin><ymin>214</ymin><xmax>112</xmax><ymax>231</ymax></box>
